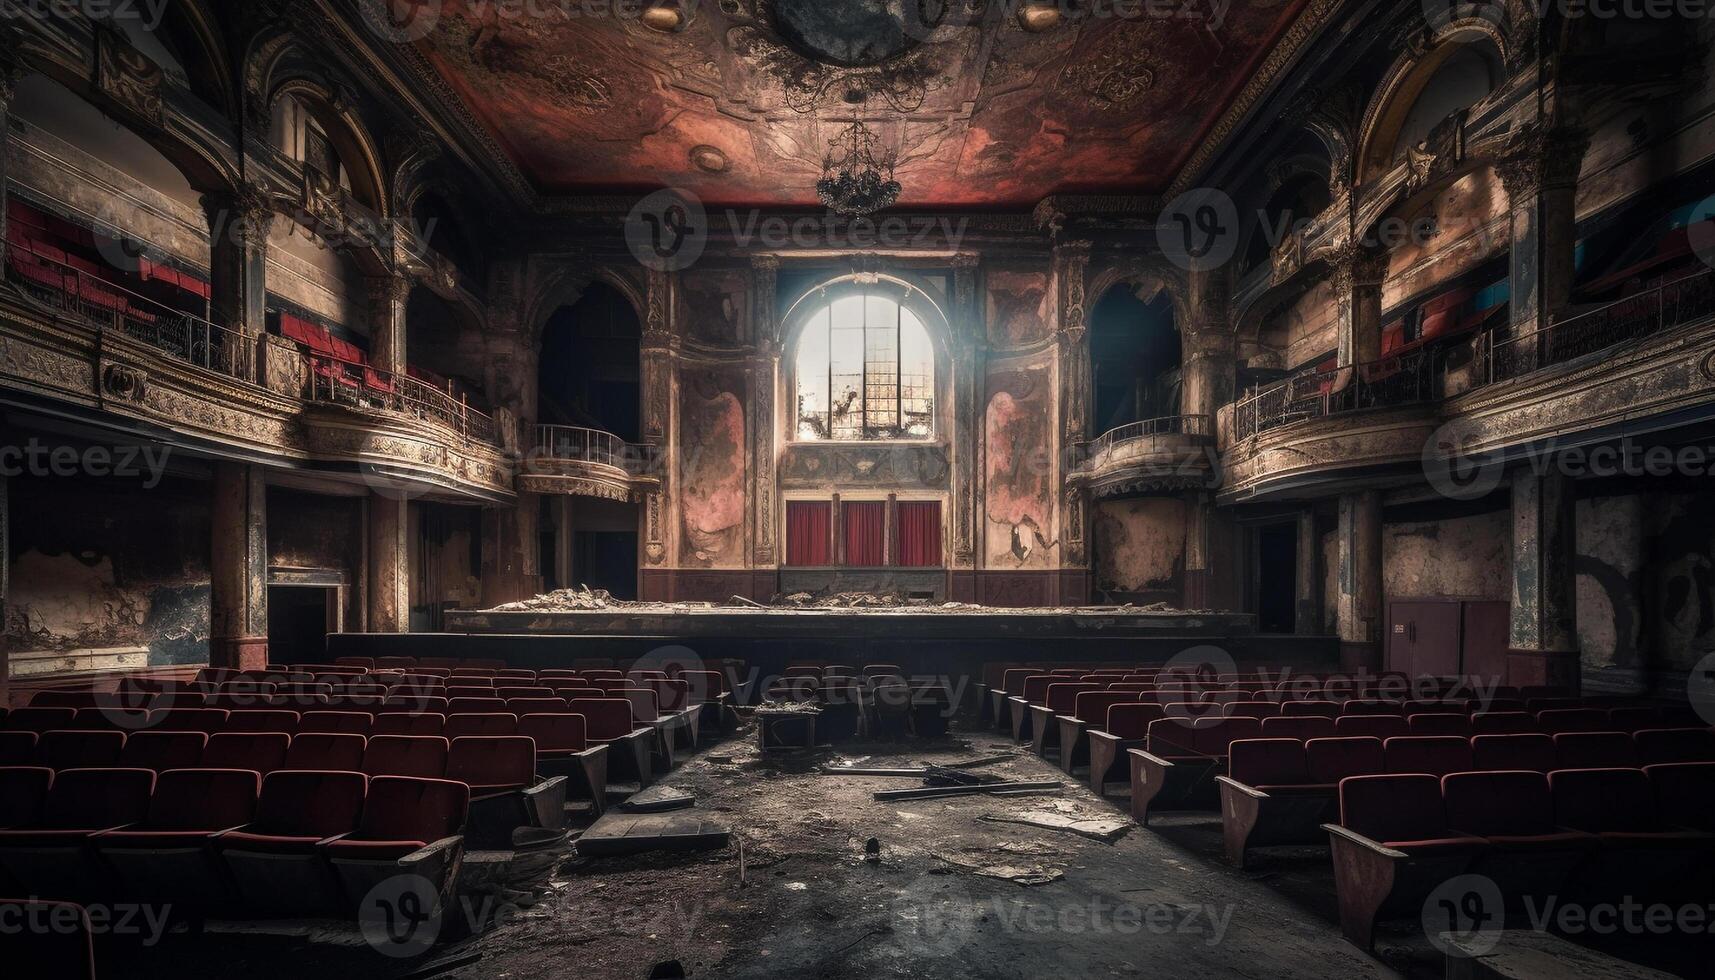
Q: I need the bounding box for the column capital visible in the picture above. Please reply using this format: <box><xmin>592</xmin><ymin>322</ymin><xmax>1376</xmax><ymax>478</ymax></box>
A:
<box><xmin>201</xmin><ymin>184</ymin><xmax>275</xmax><ymax>249</ymax></box>
<box><xmin>364</xmin><ymin>272</ymin><xmax>412</xmax><ymax>308</ymax></box>
<box><xmin>1328</xmin><ymin>243</ymin><xmax>1388</xmax><ymax>292</ymax></box>
<box><xmin>1496</xmin><ymin>126</ymin><xmax>1590</xmax><ymax>197</ymax></box>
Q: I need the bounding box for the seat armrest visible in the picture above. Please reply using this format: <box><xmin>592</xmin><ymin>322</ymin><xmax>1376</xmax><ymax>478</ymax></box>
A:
<box><xmin>398</xmin><ymin>835</ymin><xmax>463</xmax><ymax>868</ymax></box>
<box><xmin>1214</xmin><ymin>775</ymin><xmax>1267</xmax><ymax>800</ymax></box>
<box><xmin>1321</xmin><ymin>823</ymin><xmax>1408</xmax><ymax>859</ymax></box>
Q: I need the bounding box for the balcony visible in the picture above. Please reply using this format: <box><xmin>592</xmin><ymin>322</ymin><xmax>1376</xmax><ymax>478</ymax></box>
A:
<box><xmin>517</xmin><ymin>424</ymin><xmax>662</xmax><ymax>502</ymax></box>
<box><xmin>303</xmin><ymin>352</ymin><xmax>497</xmax><ymax>445</ymax></box>
<box><xmin>1069</xmin><ymin>415</ymin><xmax>1218</xmax><ymax>498</ymax></box>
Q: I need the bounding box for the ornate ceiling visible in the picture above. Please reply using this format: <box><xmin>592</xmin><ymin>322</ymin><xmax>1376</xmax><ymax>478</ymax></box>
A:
<box><xmin>412</xmin><ymin>0</ymin><xmax>1316</xmax><ymax>208</ymax></box>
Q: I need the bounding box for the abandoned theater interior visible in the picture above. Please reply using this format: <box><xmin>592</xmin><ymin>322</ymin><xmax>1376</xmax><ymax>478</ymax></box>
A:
<box><xmin>4</xmin><ymin>1</ymin><xmax>1715</xmax><ymax>977</ymax></box>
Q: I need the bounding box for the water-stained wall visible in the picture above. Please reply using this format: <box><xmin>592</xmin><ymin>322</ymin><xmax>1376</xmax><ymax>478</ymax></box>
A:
<box><xmin>1093</xmin><ymin>498</ymin><xmax>1187</xmax><ymax>602</ymax></box>
<box><xmin>983</xmin><ymin>361</ymin><xmax>1056</xmax><ymax>569</ymax></box>
<box><xmin>679</xmin><ymin>367</ymin><xmax>748</xmax><ymax>568</ymax></box>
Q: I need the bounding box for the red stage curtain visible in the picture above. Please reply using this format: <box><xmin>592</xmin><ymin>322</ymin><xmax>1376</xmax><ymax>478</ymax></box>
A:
<box><xmin>895</xmin><ymin>501</ymin><xmax>942</xmax><ymax>567</ymax></box>
<box><xmin>786</xmin><ymin>501</ymin><xmax>832</xmax><ymax>566</ymax></box>
<box><xmin>843</xmin><ymin>501</ymin><xmax>886</xmax><ymax>567</ymax></box>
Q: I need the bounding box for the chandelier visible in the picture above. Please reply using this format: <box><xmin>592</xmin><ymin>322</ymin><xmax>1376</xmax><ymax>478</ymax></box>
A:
<box><xmin>816</xmin><ymin>121</ymin><xmax>902</xmax><ymax>217</ymax></box>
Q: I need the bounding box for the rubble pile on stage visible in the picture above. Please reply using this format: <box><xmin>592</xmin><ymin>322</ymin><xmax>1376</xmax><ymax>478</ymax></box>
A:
<box><xmin>489</xmin><ymin>585</ymin><xmax>1197</xmax><ymax>615</ymax></box>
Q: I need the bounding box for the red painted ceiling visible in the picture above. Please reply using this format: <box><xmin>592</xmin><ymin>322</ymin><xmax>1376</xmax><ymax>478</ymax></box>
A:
<box><xmin>414</xmin><ymin>1</ymin><xmax>1310</xmax><ymax>208</ymax></box>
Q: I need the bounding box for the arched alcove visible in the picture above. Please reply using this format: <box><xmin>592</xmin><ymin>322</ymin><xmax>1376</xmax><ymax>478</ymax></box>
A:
<box><xmin>1089</xmin><ymin>286</ymin><xmax>1181</xmax><ymax>434</ymax></box>
<box><xmin>537</xmin><ymin>281</ymin><xmax>642</xmax><ymax>442</ymax></box>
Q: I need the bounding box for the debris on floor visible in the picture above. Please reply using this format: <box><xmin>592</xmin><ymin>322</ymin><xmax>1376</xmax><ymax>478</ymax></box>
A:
<box><xmin>622</xmin><ymin>785</ymin><xmax>697</xmax><ymax>813</ymax></box>
<box><xmin>979</xmin><ymin>811</ymin><xmax>1133</xmax><ymax>843</ymax></box>
<box><xmin>575</xmin><ymin>812</ymin><xmax>732</xmax><ymax>857</ymax></box>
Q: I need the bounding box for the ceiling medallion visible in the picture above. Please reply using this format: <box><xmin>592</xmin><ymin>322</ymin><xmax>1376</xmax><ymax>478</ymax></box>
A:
<box><xmin>817</xmin><ymin>120</ymin><xmax>901</xmax><ymax>217</ymax></box>
<box><xmin>690</xmin><ymin>144</ymin><xmax>730</xmax><ymax>174</ymax></box>
<box><xmin>1062</xmin><ymin>51</ymin><xmax>1156</xmax><ymax>110</ymax></box>
<box><xmin>727</xmin><ymin>0</ymin><xmax>940</xmax><ymax>113</ymax></box>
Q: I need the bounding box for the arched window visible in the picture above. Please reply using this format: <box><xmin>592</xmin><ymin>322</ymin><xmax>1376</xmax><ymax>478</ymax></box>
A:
<box><xmin>793</xmin><ymin>288</ymin><xmax>935</xmax><ymax>441</ymax></box>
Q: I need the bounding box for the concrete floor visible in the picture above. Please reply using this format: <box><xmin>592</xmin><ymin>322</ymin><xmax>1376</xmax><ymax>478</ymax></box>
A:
<box><xmin>117</xmin><ymin>720</ymin><xmax>1407</xmax><ymax>980</ymax></box>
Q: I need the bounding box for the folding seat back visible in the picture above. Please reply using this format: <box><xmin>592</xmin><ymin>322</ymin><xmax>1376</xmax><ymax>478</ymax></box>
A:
<box><xmin>373</xmin><ymin>712</ymin><xmax>445</xmax><ymax>736</ymax></box>
<box><xmin>1203</xmin><ymin>691</ymin><xmax>1247</xmax><ymax>706</ymax></box>
<box><xmin>0</xmin><ymin>766</ymin><xmax>55</xmax><ymax>827</ymax></box>
<box><xmin>146</xmin><ymin>708</ymin><xmax>229</xmax><ymax>734</ymax></box>
<box><xmin>506</xmin><ymin>698</ymin><xmax>568</xmax><ymax>717</ymax></box>
<box><xmin>1407</xmin><ymin>712</ymin><xmax>1471</xmax><ymax>737</ymax></box>
<box><xmin>418</xmin><ymin>658</ymin><xmax>463</xmax><ymax>671</ymax></box>
<box><xmin>1044</xmin><ymin>682</ymin><xmax>1101</xmax><ymax>715</ymax></box>
<box><xmin>496</xmin><ymin>687</ymin><xmax>555</xmax><ymax>701</ymax></box>
<box><xmin>680</xmin><ymin>670</ymin><xmax>726</xmax><ymax>702</ymax></box>
<box><xmin>1334</xmin><ymin>715</ymin><xmax>1409</xmax><ymax>739</ymax></box>
<box><xmin>221</xmin><ymin>710</ymin><xmax>296</xmax><ymax>734</ymax></box>
<box><xmin>247</xmin><ymin>770</ymin><xmax>367</xmax><ymax>838</ymax></box>
<box><xmin>382</xmin><ymin>696</ymin><xmax>449</xmax><ymax>715</ymax></box>
<box><xmin>445</xmin><ymin>736</ymin><xmax>536</xmax><ymax>796</ymax></box>
<box><xmin>1553</xmin><ymin>731</ymin><xmax>1638</xmax><ymax>769</ymax></box>
<box><xmin>143</xmin><ymin>768</ymin><xmax>260</xmax><ymax>831</ymax></box>
<box><xmin>1537</xmin><ymin>708</ymin><xmax>1608</xmax><ymax>734</ymax></box>
<box><xmin>0</xmin><ymin>731</ymin><xmax>39</xmax><ymax>766</ymax></box>
<box><xmin>29</xmin><ymin>691</ymin><xmax>98</xmax><ymax>709</ymax></box>
<box><xmin>446</xmin><ymin>675</ymin><xmax>495</xmax><ymax>689</ymax></box>
<box><xmin>1020</xmin><ymin>675</ymin><xmax>1057</xmax><ymax>706</ymax></box>
<box><xmin>593</xmin><ymin>679</ymin><xmax>632</xmax><ymax>694</ymax></box>
<box><xmin>3</xmin><ymin>707</ymin><xmax>78</xmax><ymax>732</ymax></box>
<box><xmin>1404</xmin><ymin>699</ymin><xmax>1470</xmax><ymax>716</ymax></box>
<box><xmin>998</xmin><ymin>669</ymin><xmax>1035</xmax><ymax>694</ymax></box>
<box><xmin>1281</xmin><ymin>700</ymin><xmax>1340</xmax><ymax>718</ymax></box>
<box><xmin>1104</xmin><ymin>702</ymin><xmax>1165</xmax><ymax>739</ymax></box>
<box><xmin>374</xmin><ymin>657</ymin><xmax>417</xmax><ymax>671</ymax></box>
<box><xmin>1190</xmin><ymin>716</ymin><xmax>1262</xmax><ymax>756</ymax></box>
<box><xmin>1442</xmin><ymin>770</ymin><xmax>1559</xmax><ymax>838</ymax></box>
<box><xmin>444</xmin><ymin>713</ymin><xmax>518</xmax><ymax>738</ymax></box>
<box><xmin>1525</xmin><ymin>696</ymin><xmax>1580</xmax><ymax>712</ymax></box>
<box><xmin>1646</xmin><ymin>762</ymin><xmax>1715</xmax><ymax>831</ymax></box>
<box><xmin>333</xmin><ymin>657</ymin><xmax>375</xmax><ymax>670</ymax></box>
<box><xmin>362</xmin><ymin>735</ymin><xmax>449</xmax><ymax>778</ymax></box>
<box><xmin>551</xmin><ymin>685</ymin><xmax>605</xmax><ymax>701</ymax></box>
<box><xmin>121</xmin><ymin>731</ymin><xmax>208</xmax><ymax>771</ymax></box>
<box><xmin>452</xmin><ymin>668</ymin><xmax>495</xmax><ymax>678</ymax></box>
<box><xmin>1339</xmin><ymin>774</ymin><xmax>1450</xmax><ymax>844</ymax></box>
<box><xmin>579</xmin><ymin>669</ymin><xmax>624</xmax><ymax>680</ymax></box>
<box><xmin>648</xmin><ymin>679</ymin><xmax>692</xmax><ymax>711</ymax></box>
<box><xmin>1551</xmin><ymin>767</ymin><xmax>1660</xmax><ymax>834</ymax></box>
<box><xmin>36</xmin><ymin>730</ymin><xmax>126</xmax><ymax>769</ymax></box>
<box><xmin>202</xmin><ymin>732</ymin><xmax>290</xmax><ymax>774</ymax></box>
<box><xmin>1227</xmin><ymin>739</ymin><xmax>1310</xmax><ymax>788</ymax></box>
<box><xmin>628</xmin><ymin>670</ymin><xmax>670</xmax><ymax>684</ymax></box>
<box><xmin>620</xmin><ymin>689</ymin><xmax>660</xmax><ymax>723</ymax></box>
<box><xmin>1605</xmin><ymin>707</ymin><xmax>1662</xmax><ymax>732</ymax></box>
<box><xmin>1634</xmin><ymin>728</ymin><xmax>1715</xmax><ymax>764</ymax></box>
<box><xmin>349</xmin><ymin>776</ymin><xmax>469</xmax><ymax>846</ymax></box>
<box><xmin>448</xmin><ymin>697</ymin><xmax>508</xmax><ymax>714</ymax></box>
<box><xmin>1260</xmin><ymin>715</ymin><xmax>1337</xmax><ymax>741</ymax></box>
<box><xmin>537</xmin><ymin>669</ymin><xmax>581</xmax><ymax>680</ymax></box>
<box><xmin>518</xmin><ymin>713</ymin><xmax>588</xmax><ymax>755</ymax></box>
<box><xmin>1073</xmin><ymin>691</ymin><xmax>1135</xmax><ymax>731</ymax></box>
<box><xmin>1384</xmin><ymin>736</ymin><xmax>1472</xmax><ymax>777</ymax></box>
<box><xmin>1221</xmin><ymin>701</ymin><xmax>1281</xmax><ymax>720</ymax></box>
<box><xmin>282</xmin><ymin>733</ymin><xmax>366</xmax><ymax>772</ymax></box>
<box><xmin>567</xmin><ymin>698</ymin><xmax>636</xmax><ymax>741</ymax></box>
<box><xmin>1305</xmin><ymin>737</ymin><xmax>1385</xmax><ymax>784</ymax></box>
<box><xmin>1471</xmin><ymin>734</ymin><xmax>1555</xmax><ymax>772</ymax></box>
<box><xmin>1481</xmin><ymin>698</ymin><xmax>1527</xmax><ymax>714</ymax></box>
<box><xmin>298</xmin><ymin>711</ymin><xmax>372</xmax><ymax>736</ymax></box>
<box><xmin>1471</xmin><ymin>711</ymin><xmax>1537</xmax><ymax>735</ymax></box>
<box><xmin>37</xmin><ymin>768</ymin><xmax>156</xmax><ymax>829</ymax></box>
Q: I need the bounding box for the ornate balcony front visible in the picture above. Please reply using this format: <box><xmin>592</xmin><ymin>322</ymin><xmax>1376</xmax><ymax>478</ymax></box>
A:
<box><xmin>517</xmin><ymin>425</ymin><xmax>662</xmax><ymax>502</ymax></box>
<box><xmin>1069</xmin><ymin>415</ymin><xmax>1218</xmax><ymax>499</ymax></box>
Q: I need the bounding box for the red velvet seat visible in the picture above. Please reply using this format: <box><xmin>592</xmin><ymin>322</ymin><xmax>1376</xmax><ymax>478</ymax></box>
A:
<box><xmin>95</xmin><ymin>768</ymin><xmax>260</xmax><ymax>905</ymax></box>
<box><xmin>1337</xmin><ymin>773</ymin><xmax>1485</xmax><ymax>855</ymax></box>
<box><xmin>1334</xmin><ymin>715</ymin><xmax>1408</xmax><ymax>740</ymax></box>
<box><xmin>1553</xmin><ymin>731</ymin><xmax>1638</xmax><ymax>769</ymax></box>
<box><xmin>1383</xmin><ymin>736</ymin><xmax>1472</xmax><ymax>777</ymax></box>
<box><xmin>1552</xmin><ymin>766</ymin><xmax>1714</xmax><ymax>898</ymax></box>
<box><xmin>648</xmin><ymin>679</ymin><xmax>692</xmax><ymax>712</ymax></box>
<box><xmin>1341</xmin><ymin>700</ymin><xmax>1402</xmax><ymax>716</ymax></box>
<box><xmin>518</xmin><ymin>714</ymin><xmax>588</xmax><ymax>757</ymax></box>
<box><xmin>217</xmin><ymin>770</ymin><xmax>368</xmax><ymax>913</ymax></box>
<box><xmin>1605</xmin><ymin>706</ymin><xmax>1662</xmax><ymax>732</ymax></box>
<box><xmin>445</xmin><ymin>736</ymin><xmax>536</xmax><ymax>799</ymax></box>
<box><xmin>362</xmin><ymin>735</ymin><xmax>448</xmax><ymax>778</ymax></box>
<box><xmin>35</xmin><ymin>730</ymin><xmax>126</xmax><ymax>770</ymax></box>
<box><xmin>680</xmin><ymin>670</ymin><xmax>726</xmax><ymax>703</ymax></box>
<box><xmin>29</xmin><ymin>691</ymin><xmax>99</xmax><ymax>709</ymax></box>
<box><xmin>2</xmin><ymin>707</ymin><xmax>77</xmax><ymax>732</ymax></box>
<box><xmin>120</xmin><ymin>731</ymin><xmax>208</xmax><ymax>771</ymax></box>
<box><xmin>1647</xmin><ymin>761</ymin><xmax>1715</xmax><ymax>831</ymax></box>
<box><xmin>448</xmin><ymin>697</ymin><xmax>508</xmax><ymax>714</ymax></box>
<box><xmin>1222</xmin><ymin>701</ymin><xmax>1281</xmax><ymax>720</ymax></box>
<box><xmin>1471</xmin><ymin>711</ymin><xmax>1538</xmax><ymax>734</ymax></box>
<box><xmin>1305</xmin><ymin>737</ymin><xmax>1384</xmax><ymax>784</ymax></box>
<box><xmin>223</xmin><ymin>710</ymin><xmax>299</xmax><ymax>734</ymax></box>
<box><xmin>495</xmin><ymin>687</ymin><xmax>555</xmax><ymax>701</ymax></box>
<box><xmin>1441</xmin><ymin>770</ymin><xmax>1595</xmax><ymax>880</ymax></box>
<box><xmin>505</xmin><ymin>698</ymin><xmax>569</xmax><ymax>716</ymax></box>
<box><xmin>0</xmin><ymin>732</ymin><xmax>37</xmax><ymax>766</ymax></box>
<box><xmin>1281</xmin><ymin>700</ymin><xmax>1341</xmax><ymax>718</ymax></box>
<box><xmin>1634</xmin><ymin>727</ymin><xmax>1715</xmax><ymax>764</ymax></box>
<box><xmin>1405</xmin><ymin>712</ymin><xmax>1470</xmax><ymax>737</ymax></box>
<box><xmin>374</xmin><ymin>657</ymin><xmax>417</xmax><ymax>671</ymax></box>
<box><xmin>201</xmin><ymin>732</ymin><xmax>290</xmax><ymax>774</ymax></box>
<box><xmin>1472</xmin><ymin>734</ymin><xmax>1554</xmax><ymax>773</ymax></box>
<box><xmin>620</xmin><ymin>688</ymin><xmax>661</xmax><ymax>724</ymax></box>
<box><xmin>0</xmin><ymin>898</ymin><xmax>96</xmax><ymax>980</ymax></box>
<box><xmin>322</xmin><ymin>775</ymin><xmax>469</xmax><ymax>907</ymax></box>
<box><xmin>0</xmin><ymin>767</ymin><xmax>54</xmax><ymax>829</ymax></box>
<box><xmin>373</xmin><ymin>712</ymin><xmax>445</xmax><ymax>736</ymax></box>
<box><xmin>298</xmin><ymin>711</ymin><xmax>372</xmax><ymax>736</ymax></box>
<box><xmin>1073</xmin><ymin>691</ymin><xmax>1136</xmax><ymax>732</ymax></box>
<box><xmin>1260</xmin><ymin>715</ymin><xmax>1336</xmax><ymax>741</ymax></box>
<box><xmin>0</xmin><ymin>768</ymin><xmax>157</xmax><ymax>899</ymax></box>
<box><xmin>145</xmin><ymin>708</ymin><xmax>229</xmax><ymax>734</ymax></box>
<box><xmin>283</xmin><ymin>733</ymin><xmax>366</xmax><ymax>772</ymax></box>
<box><xmin>1537</xmin><ymin>708</ymin><xmax>1608</xmax><ymax>734</ymax></box>
<box><xmin>444</xmin><ymin>713</ymin><xmax>518</xmax><ymax>738</ymax></box>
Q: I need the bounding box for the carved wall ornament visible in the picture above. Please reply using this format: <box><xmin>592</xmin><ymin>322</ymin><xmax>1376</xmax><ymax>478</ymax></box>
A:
<box><xmin>1061</xmin><ymin>48</ymin><xmax>1155</xmax><ymax>110</ymax></box>
<box><xmin>541</xmin><ymin>55</ymin><xmax>614</xmax><ymax>114</ymax></box>
<box><xmin>95</xmin><ymin>27</ymin><xmax>165</xmax><ymax>126</ymax></box>
<box><xmin>101</xmin><ymin>363</ymin><xmax>148</xmax><ymax>402</ymax></box>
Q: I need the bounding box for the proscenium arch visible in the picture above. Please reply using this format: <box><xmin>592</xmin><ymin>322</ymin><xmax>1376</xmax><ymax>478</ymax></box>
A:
<box><xmin>780</xmin><ymin>273</ymin><xmax>953</xmax><ymax>442</ymax></box>
<box><xmin>1354</xmin><ymin>22</ymin><xmax>1508</xmax><ymax>184</ymax></box>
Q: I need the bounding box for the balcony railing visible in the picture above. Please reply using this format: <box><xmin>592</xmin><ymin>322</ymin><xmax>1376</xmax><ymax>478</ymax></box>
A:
<box><xmin>1075</xmin><ymin>415</ymin><xmax>1213</xmax><ymax>467</ymax></box>
<box><xmin>6</xmin><ymin>241</ymin><xmax>254</xmax><ymax>382</ymax></box>
<box><xmin>1482</xmin><ymin>269</ymin><xmax>1715</xmax><ymax>384</ymax></box>
<box><xmin>306</xmin><ymin>352</ymin><xmax>497</xmax><ymax>444</ymax></box>
<box><xmin>532</xmin><ymin>424</ymin><xmax>659</xmax><ymax>476</ymax></box>
<box><xmin>1234</xmin><ymin>346</ymin><xmax>1445</xmax><ymax>441</ymax></box>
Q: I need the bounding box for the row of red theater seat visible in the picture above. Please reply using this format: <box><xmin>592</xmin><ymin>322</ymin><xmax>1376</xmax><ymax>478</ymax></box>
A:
<box><xmin>0</xmin><ymin>766</ymin><xmax>468</xmax><ymax>917</ymax></box>
<box><xmin>1326</xmin><ymin>764</ymin><xmax>1715</xmax><ymax>949</ymax></box>
<box><xmin>10</xmin><ymin>691</ymin><xmax>681</xmax><ymax>731</ymax></box>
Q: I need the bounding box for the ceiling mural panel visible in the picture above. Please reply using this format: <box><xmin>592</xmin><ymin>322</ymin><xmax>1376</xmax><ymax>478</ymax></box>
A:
<box><xmin>414</xmin><ymin>0</ymin><xmax>1311</xmax><ymax>207</ymax></box>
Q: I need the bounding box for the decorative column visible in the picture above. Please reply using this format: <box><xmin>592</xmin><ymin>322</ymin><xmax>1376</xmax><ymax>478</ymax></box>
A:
<box><xmin>1178</xmin><ymin>267</ymin><xmax>1236</xmax><ymax>611</ymax></box>
<box><xmin>365</xmin><ymin>273</ymin><xmax>411</xmax><ymax>378</ymax></box>
<box><xmin>477</xmin><ymin>337</ymin><xmax>541</xmax><ymax>607</ymax></box>
<box><xmin>210</xmin><ymin>464</ymin><xmax>269</xmax><ymax>668</ymax></box>
<box><xmin>368</xmin><ymin>493</ymin><xmax>410</xmax><ymax>632</ymax></box>
<box><xmin>1296</xmin><ymin>509</ymin><xmax>1322</xmax><ymax>635</ymax></box>
<box><xmin>639</xmin><ymin>266</ymin><xmax>675</xmax><ymax>597</ymax></box>
<box><xmin>1331</xmin><ymin>244</ymin><xmax>1388</xmax><ymax>367</ymax></box>
<box><xmin>1336</xmin><ymin>491</ymin><xmax>1384</xmax><ymax>670</ymax></box>
<box><xmin>1509</xmin><ymin>471</ymin><xmax>1580</xmax><ymax>690</ymax></box>
<box><xmin>0</xmin><ymin>67</ymin><xmax>17</xmax><ymax>274</ymax></box>
<box><xmin>750</xmin><ymin>256</ymin><xmax>779</xmax><ymax>576</ymax></box>
<box><xmin>1497</xmin><ymin>127</ymin><xmax>1589</xmax><ymax>339</ymax></box>
<box><xmin>200</xmin><ymin>184</ymin><xmax>273</xmax><ymax>380</ymax></box>
<box><xmin>950</xmin><ymin>254</ymin><xmax>982</xmax><ymax>599</ymax></box>
<box><xmin>0</xmin><ymin>475</ymin><xmax>9</xmax><ymax>705</ymax></box>
<box><xmin>1054</xmin><ymin>242</ymin><xmax>1092</xmax><ymax>603</ymax></box>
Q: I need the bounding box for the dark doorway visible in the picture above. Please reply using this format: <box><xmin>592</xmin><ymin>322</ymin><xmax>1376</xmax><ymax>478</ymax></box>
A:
<box><xmin>1256</xmin><ymin>524</ymin><xmax>1298</xmax><ymax>633</ymax></box>
<box><xmin>267</xmin><ymin>585</ymin><xmax>333</xmax><ymax>664</ymax></box>
<box><xmin>573</xmin><ymin>531</ymin><xmax>639</xmax><ymax>599</ymax></box>
<box><xmin>1089</xmin><ymin>287</ymin><xmax>1182</xmax><ymax>435</ymax></box>
<box><xmin>539</xmin><ymin>283</ymin><xmax>641</xmax><ymax>440</ymax></box>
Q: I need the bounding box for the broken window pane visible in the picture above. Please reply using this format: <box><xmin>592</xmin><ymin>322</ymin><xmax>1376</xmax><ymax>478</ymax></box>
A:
<box><xmin>793</xmin><ymin>289</ymin><xmax>934</xmax><ymax>442</ymax></box>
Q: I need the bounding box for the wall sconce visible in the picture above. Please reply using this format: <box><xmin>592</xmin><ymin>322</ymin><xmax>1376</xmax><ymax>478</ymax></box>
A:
<box><xmin>641</xmin><ymin>1</ymin><xmax>687</xmax><ymax>33</ymax></box>
<box><xmin>1017</xmin><ymin>2</ymin><xmax>1062</xmax><ymax>33</ymax></box>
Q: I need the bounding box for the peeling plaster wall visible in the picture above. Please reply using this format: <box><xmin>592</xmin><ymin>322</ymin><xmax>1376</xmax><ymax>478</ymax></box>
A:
<box><xmin>1577</xmin><ymin>494</ymin><xmax>1645</xmax><ymax>671</ymax></box>
<box><xmin>1383</xmin><ymin>510</ymin><xmax>1510</xmax><ymax>601</ymax></box>
<box><xmin>985</xmin><ymin>269</ymin><xmax>1054</xmax><ymax>350</ymax></box>
<box><xmin>1383</xmin><ymin>168</ymin><xmax>1509</xmax><ymax>309</ymax></box>
<box><xmin>681</xmin><ymin>267</ymin><xmax>749</xmax><ymax>348</ymax></box>
<box><xmin>1260</xmin><ymin>277</ymin><xmax>1338</xmax><ymax>370</ymax></box>
<box><xmin>409</xmin><ymin>502</ymin><xmax>484</xmax><ymax>622</ymax></box>
<box><xmin>4</xmin><ymin>474</ymin><xmax>211</xmax><ymax>666</ymax></box>
<box><xmin>269</xmin><ymin>489</ymin><xmax>364</xmax><ymax>628</ymax></box>
<box><xmin>1093</xmin><ymin>498</ymin><xmax>1186</xmax><ymax>601</ymax></box>
<box><xmin>983</xmin><ymin>360</ymin><xmax>1056</xmax><ymax>569</ymax></box>
<box><xmin>1638</xmin><ymin>492</ymin><xmax>1715</xmax><ymax>673</ymax></box>
<box><xmin>679</xmin><ymin>368</ymin><xmax>748</xmax><ymax>568</ymax></box>
<box><xmin>1323</xmin><ymin>528</ymin><xmax>1339</xmax><ymax>635</ymax></box>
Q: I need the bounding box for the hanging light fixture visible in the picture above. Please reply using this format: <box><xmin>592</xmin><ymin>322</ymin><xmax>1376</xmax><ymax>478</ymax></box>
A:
<box><xmin>816</xmin><ymin>120</ymin><xmax>902</xmax><ymax>217</ymax></box>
